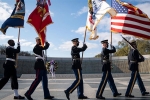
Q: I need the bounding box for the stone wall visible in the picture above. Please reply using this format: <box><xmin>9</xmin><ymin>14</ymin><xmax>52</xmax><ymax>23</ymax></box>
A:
<box><xmin>0</xmin><ymin>55</ymin><xmax>150</xmax><ymax>77</ymax></box>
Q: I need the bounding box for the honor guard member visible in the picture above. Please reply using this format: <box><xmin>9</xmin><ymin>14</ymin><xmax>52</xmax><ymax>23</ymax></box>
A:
<box><xmin>25</xmin><ymin>37</ymin><xmax>54</xmax><ymax>100</ymax></box>
<box><xmin>125</xmin><ymin>40</ymin><xmax>149</xmax><ymax>97</ymax></box>
<box><xmin>96</xmin><ymin>40</ymin><xmax>121</xmax><ymax>99</ymax></box>
<box><xmin>0</xmin><ymin>39</ymin><xmax>25</xmax><ymax>99</ymax></box>
<box><xmin>64</xmin><ymin>38</ymin><xmax>88</xmax><ymax>100</ymax></box>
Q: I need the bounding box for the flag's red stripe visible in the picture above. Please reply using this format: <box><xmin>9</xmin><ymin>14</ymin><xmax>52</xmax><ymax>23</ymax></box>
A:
<box><xmin>111</xmin><ymin>28</ymin><xmax>150</xmax><ymax>39</ymax></box>
<box><xmin>128</xmin><ymin>11</ymin><xmax>148</xmax><ymax>18</ymax></box>
<box><xmin>111</xmin><ymin>22</ymin><xmax>150</xmax><ymax>32</ymax></box>
<box><xmin>112</xmin><ymin>16</ymin><xmax>150</xmax><ymax>25</ymax></box>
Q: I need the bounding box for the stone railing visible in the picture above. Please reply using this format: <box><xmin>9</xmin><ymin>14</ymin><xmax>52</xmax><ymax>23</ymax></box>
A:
<box><xmin>0</xmin><ymin>55</ymin><xmax>150</xmax><ymax>77</ymax></box>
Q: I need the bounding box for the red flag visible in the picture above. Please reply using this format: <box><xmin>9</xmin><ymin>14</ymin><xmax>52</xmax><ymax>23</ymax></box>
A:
<box><xmin>40</xmin><ymin>3</ymin><xmax>53</xmax><ymax>46</ymax></box>
<box><xmin>27</xmin><ymin>3</ymin><xmax>53</xmax><ymax>46</ymax></box>
<box><xmin>39</xmin><ymin>28</ymin><xmax>46</xmax><ymax>46</ymax></box>
<box><xmin>27</xmin><ymin>6</ymin><xmax>43</xmax><ymax>34</ymax></box>
<box><xmin>40</xmin><ymin>3</ymin><xmax>53</xmax><ymax>33</ymax></box>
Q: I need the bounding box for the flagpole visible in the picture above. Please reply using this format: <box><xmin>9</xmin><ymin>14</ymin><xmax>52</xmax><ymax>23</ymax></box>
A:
<box><xmin>45</xmin><ymin>29</ymin><xmax>47</xmax><ymax>64</ymax></box>
<box><xmin>43</xmin><ymin>0</ymin><xmax>48</xmax><ymax>64</ymax></box>
<box><xmin>15</xmin><ymin>28</ymin><xmax>20</xmax><ymax>68</ymax></box>
<box><xmin>110</xmin><ymin>32</ymin><xmax>112</xmax><ymax>45</ymax></box>
<box><xmin>110</xmin><ymin>30</ymin><xmax>113</xmax><ymax>69</ymax></box>
<box><xmin>18</xmin><ymin>28</ymin><xmax>20</xmax><ymax>42</ymax></box>
<box><xmin>45</xmin><ymin>48</ymin><xmax>47</xmax><ymax>62</ymax></box>
<box><xmin>81</xmin><ymin>27</ymin><xmax>87</xmax><ymax>64</ymax></box>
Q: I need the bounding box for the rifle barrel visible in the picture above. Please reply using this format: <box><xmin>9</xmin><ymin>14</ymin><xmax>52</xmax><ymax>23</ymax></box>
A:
<box><xmin>121</xmin><ymin>35</ymin><xmax>144</xmax><ymax>59</ymax></box>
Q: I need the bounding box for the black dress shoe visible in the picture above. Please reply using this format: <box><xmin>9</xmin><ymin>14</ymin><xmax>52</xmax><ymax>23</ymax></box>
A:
<box><xmin>96</xmin><ymin>96</ymin><xmax>105</xmax><ymax>99</ymax></box>
<box><xmin>78</xmin><ymin>95</ymin><xmax>88</xmax><ymax>99</ymax></box>
<box><xmin>142</xmin><ymin>92</ymin><xmax>149</xmax><ymax>96</ymax></box>
<box><xmin>44</xmin><ymin>96</ymin><xmax>54</xmax><ymax>99</ymax></box>
<box><xmin>64</xmin><ymin>90</ymin><xmax>70</xmax><ymax>100</ymax></box>
<box><xmin>14</xmin><ymin>95</ymin><xmax>25</xmax><ymax>99</ymax></box>
<box><xmin>125</xmin><ymin>94</ymin><xmax>134</xmax><ymax>98</ymax></box>
<box><xmin>113</xmin><ymin>93</ymin><xmax>122</xmax><ymax>97</ymax></box>
<box><xmin>24</xmin><ymin>93</ymin><xmax>33</xmax><ymax>100</ymax></box>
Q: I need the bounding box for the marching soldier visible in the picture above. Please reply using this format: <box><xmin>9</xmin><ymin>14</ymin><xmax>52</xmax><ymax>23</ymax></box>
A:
<box><xmin>24</xmin><ymin>37</ymin><xmax>54</xmax><ymax>100</ymax></box>
<box><xmin>125</xmin><ymin>40</ymin><xmax>149</xmax><ymax>97</ymax></box>
<box><xmin>64</xmin><ymin>38</ymin><xmax>88</xmax><ymax>100</ymax></box>
<box><xmin>0</xmin><ymin>39</ymin><xmax>25</xmax><ymax>99</ymax></box>
<box><xmin>96</xmin><ymin>40</ymin><xmax>121</xmax><ymax>99</ymax></box>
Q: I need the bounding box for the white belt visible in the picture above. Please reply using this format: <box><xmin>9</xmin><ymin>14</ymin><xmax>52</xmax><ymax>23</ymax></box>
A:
<box><xmin>36</xmin><ymin>57</ymin><xmax>44</xmax><ymax>60</ymax></box>
<box><xmin>34</xmin><ymin>53</ymin><xmax>45</xmax><ymax>61</ymax></box>
<box><xmin>73</xmin><ymin>58</ymin><xmax>81</xmax><ymax>60</ymax></box>
<box><xmin>130</xmin><ymin>61</ymin><xmax>137</xmax><ymax>63</ymax></box>
<box><xmin>6</xmin><ymin>58</ymin><xmax>15</xmax><ymax>62</ymax></box>
<box><xmin>103</xmin><ymin>60</ymin><xmax>110</xmax><ymax>63</ymax></box>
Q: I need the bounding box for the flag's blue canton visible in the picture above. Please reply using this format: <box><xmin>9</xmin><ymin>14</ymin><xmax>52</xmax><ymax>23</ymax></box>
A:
<box><xmin>112</xmin><ymin>0</ymin><xmax>128</xmax><ymax>13</ymax></box>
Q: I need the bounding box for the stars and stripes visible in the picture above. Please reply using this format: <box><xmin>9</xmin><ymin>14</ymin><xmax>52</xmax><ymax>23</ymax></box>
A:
<box><xmin>111</xmin><ymin>0</ymin><xmax>150</xmax><ymax>39</ymax></box>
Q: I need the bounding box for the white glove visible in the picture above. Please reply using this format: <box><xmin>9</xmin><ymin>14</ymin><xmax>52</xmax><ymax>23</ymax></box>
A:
<box><xmin>17</xmin><ymin>42</ymin><xmax>20</xmax><ymax>46</ymax></box>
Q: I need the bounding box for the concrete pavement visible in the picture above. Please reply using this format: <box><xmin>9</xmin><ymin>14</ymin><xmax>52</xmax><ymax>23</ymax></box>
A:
<box><xmin>0</xmin><ymin>74</ymin><xmax>150</xmax><ymax>100</ymax></box>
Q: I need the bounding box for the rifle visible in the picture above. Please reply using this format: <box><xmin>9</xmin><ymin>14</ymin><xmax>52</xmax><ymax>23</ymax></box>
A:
<box><xmin>121</xmin><ymin>35</ymin><xmax>145</xmax><ymax>61</ymax></box>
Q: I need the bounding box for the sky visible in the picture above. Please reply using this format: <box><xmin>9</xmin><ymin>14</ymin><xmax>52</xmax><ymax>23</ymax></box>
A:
<box><xmin>0</xmin><ymin>0</ymin><xmax>150</xmax><ymax>57</ymax></box>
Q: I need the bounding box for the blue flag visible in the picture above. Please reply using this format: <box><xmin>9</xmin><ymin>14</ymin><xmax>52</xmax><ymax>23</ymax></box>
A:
<box><xmin>0</xmin><ymin>0</ymin><xmax>25</xmax><ymax>34</ymax></box>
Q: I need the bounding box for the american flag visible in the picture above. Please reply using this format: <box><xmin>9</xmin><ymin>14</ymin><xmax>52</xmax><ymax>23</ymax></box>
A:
<box><xmin>111</xmin><ymin>0</ymin><xmax>150</xmax><ymax>39</ymax></box>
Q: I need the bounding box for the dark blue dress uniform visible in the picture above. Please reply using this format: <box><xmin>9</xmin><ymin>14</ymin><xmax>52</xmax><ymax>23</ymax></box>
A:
<box><xmin>96</xmin><ymin>40</ymin><xmax>121</xmax><ymax>99</ymax></box>
<box><xmin>125</xmin><ymin>41</ymin><xmax>149</xmax><ymax>97</ymax></box>
<box><xmin>64</xmin><ymin>38</ymin><xmax>88</xmax><ymax>100</ymax></box>
<box><xmin>25</xmin><ymin>41</ymin><xmax>53</xmax><ymax>99</ymax></box>
<box><xmin>0</xmin><ymin>45</ymin><xmax>20</xmax><ymax>90</ymax></box>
